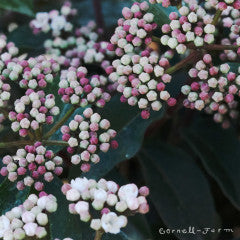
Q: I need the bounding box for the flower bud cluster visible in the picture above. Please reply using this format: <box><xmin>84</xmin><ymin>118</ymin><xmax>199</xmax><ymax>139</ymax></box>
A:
<box><xmin>0</xmin><ymin>34</ymin><xmax>19</xmax><ymax>63</ymax></box>
<box><xmin>107</xmin><ymin>49</ymin><xmax>176</xmax><ymax>119</ymax></box>
<box><xmin>30</xmin><ymin>1</ymin><xmax>76</xmax><ymax>37</ymax></box>
<box><xmin>107</xmin><ymin>1</ymin><xmax>157</xmax><ymax>57</ymax></box>
<box><xmin>148</xmin><ymin>0</ymin><xmax>176</xmax><ymax>8</ymax></box>
<box><xmin>219</xmin><ymin>6</ymin><xmax>240</xmax><ymax>61</ymax></box>
<box><xmin>44</xmin><ymin>21</ymin><xmax>115</xmax><ymax>70</ymax></box>
<box><xmin>0</xmin><ymin>75</ymin><xmax>11</xmax><ymax>108</ymax></box>
<box><xmin>0</xmin><ymin>193</ymin><xmax>57</xmax><ymax>239</ymax></box>
<box><xmin>62</xmin><ymin>177</ymin><xmax>149</xmax><ymax>234</ymax></box>
<box><xmin>160</xmin><ymin>5</ymin><xmax>216</xmax><ymax>53</ymax></box>
<box><xmin>9</xmin><ymin>90</ymin><xmax>59</xmax><ymax>137</ymax></box>
<box><xmin>3</xmin><ymin>55</ymin><xmax>60</xmax><ymax>91</ymax></box>
<box><xmin>182</xmin><ymin>54</ymin><xmax>240</xmax><ymax>128</ymax></box>
<box><xmin>204</xmin><ymin>0</ymin><xmax>240</xmax><ymax>9</ymax></box>
<box><xmin>58</xmin><ymin>66</ymin><xmax>112</xmax><ymax>108</ymax></box>
<box><xmin>61</xmin><ymin>107</ymin><xmax>118</xmax><ymax>172</ymax></box>
<box><xmin>218</xmin><ymin>0</ymin><xmax>240</xmax><ymax>9</ymax></box>
<box><xmin>0</xmin><ymin>142</ymin><xmax>63</xmax><ymax>191</ymax></box>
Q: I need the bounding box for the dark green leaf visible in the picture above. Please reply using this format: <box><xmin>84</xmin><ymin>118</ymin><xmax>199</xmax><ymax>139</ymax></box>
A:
<box><xmin>0</xmin><ymin>0</ymin><xmax>34</xmax><ymax>16</ymax></box>
<box><xmin>181</xmin><ymin>117</ymin><xmax>240</xmax><ymax>210</ymax></box>
<box><xmin>45</xmin><ymin>177</ymin><xmax>85</xmax><ymax>240</ymax></box>
<box><xmin>140</xmin><ymin>142</ymin><xmax>219</xmax><ymax>240</ymax></box>
<box><xmin>71</xmin><ymin>0</ymin><xmax>132</xmax><ymax>27</ymax></box>
<box><xmin>228</xmin><ymin>62</ymin><xmax>240</xmax><ymax>73</ymax></box>
<box><xmin>135</xmin><ymin>0</ymin><xmax>177</xmax><ymax>26</ymax></box>
<box><xmin>76</xmin><ymin>95</ymin><xmax>165</xmax><ymax>179</ymax></box>
<box><xmin>8</xmin><ymin>25</ymin><xmax>46</xmax><ymax>56</ymax></box>
<box><xmin>0</xmin><ymin>179</ymin><xmax>30</xmax><ymax>214</ymax></box>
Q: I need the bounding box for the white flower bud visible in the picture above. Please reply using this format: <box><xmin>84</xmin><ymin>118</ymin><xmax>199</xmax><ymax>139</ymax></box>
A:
<box><xmin>90</xmin><ymin>219</ymin><xmax>101</xmax><ymax>231</ymax></box>
<box><xmin>23</xmin><ymin>222</ymin><xmax>37</xmax><ymax>236</ymax></box>
<box><xmin>66</xmin><ymin>189</ymin><xmax>81</xmax><ymax>201</ymax></box>
<box><xmin>36</xmin><ymin>213</ymin><xmax>48</xmax><ymax>226</ymax></box>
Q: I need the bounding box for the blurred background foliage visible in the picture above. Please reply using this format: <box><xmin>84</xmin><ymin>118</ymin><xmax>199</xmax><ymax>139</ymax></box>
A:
<box><xmin>0</xmin><ymin>0</ymin><xmax>240</xmax><ymax>240</ymax></box>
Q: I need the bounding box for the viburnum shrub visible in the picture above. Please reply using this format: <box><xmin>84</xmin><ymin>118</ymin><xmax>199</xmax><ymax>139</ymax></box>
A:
<box><xmin>0</xmin><ymin>0</ymin><xmax>240</xmax><ymax>239</ymax></box>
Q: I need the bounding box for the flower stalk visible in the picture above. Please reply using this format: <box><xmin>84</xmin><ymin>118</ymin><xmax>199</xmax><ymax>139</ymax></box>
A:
<box><xmin>94</xmin><ymin>229</ymin><xmax>104</xmax><ymax>240</ymax></box>
<box><xmin>43</xmin><ymin>106</ymin><xmax>77</xmax><ymax>140</ymax></box>
<box><xmin>165</xmin><ymin>51</ymin><xmax>199</xmax><ymax>74</ymax></box>
<box><xmin>0</xmin><ymin>140</ymin><xmax>69</xmax><ymax>148</ymax></box>
<box><xmin>212</xmin><ymin>9</ymin><xmax>222</xmax><ymax>26</ymax></box>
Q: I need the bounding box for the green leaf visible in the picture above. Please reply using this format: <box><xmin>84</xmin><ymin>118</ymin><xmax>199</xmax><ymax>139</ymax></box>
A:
<box><xmin>0</xmin><ymin>0</ymin><xmax>34</xmax><ymax>16</ymax></box>
<box><xmin>102</xmin><ymin>232</ymin><xmax>130</xmax><ymax>240</ymax></box>
<box><xmin>0</xmin><ymin>179</ymin><xmax>30</xmax><ymax>214</ymax></box>
<box><xmin>8</xmin><ymin>25</ymin><xmax>46</xmax><ymax>55</ymax></box>
<box><xmin>76</xmin><ymin>94</ymin><xmax>165</xmax><ymax>179</ymax></box>
<box><xmin>45</xmin><ymin>177</ymin><xmax>85</xmax><ymax>240</ymax></box>
<box><xmin>228</xmin><ymin>62</ymin><xmax>240</xmax><ymax>72</ymax></box>
<box><xmin>139</xmin><ymin>142</ymin><xmax>219</xmax><ymax>240</ymax></box>
<box><xmin>181</xmin><ymin>116</ymin><xmax>240</xmax><ymax>210</ymax></box>
<box><xmin>135</xmin><ymin>0</ymin><xmax>177</xmax><ymax>26</ymax></box>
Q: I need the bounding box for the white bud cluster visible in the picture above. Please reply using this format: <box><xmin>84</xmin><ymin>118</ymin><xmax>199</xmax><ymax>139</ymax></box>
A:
<box><xmin>108</xmin><ymin>49</ymin><xmax>176</xmax><ymax>118</ymax></box>
<box><xmin>3</xmin><ymin>55</ymin><xmax>60</xmax><ymax>90</ymax></box>
<box><xmin>0</xmin><ymin>142</ymin><xmax>63</xmax><ymax>191</ymax></box>
<box><xmin>45</xmin><ymin>21</ymin><xmax>115</xmax><ymax>71</ymax></box>
<box><xmin>109</xmin><ymin>1</ymin><xmax>156</xmax><ymax>57</ymax></box>
<box><xmin>182</xmin><ymin>54</ymin><xmax>240</xmax><ymax>128</ymax></box>
<box><xmin>30</xmin><ymin>1</ymin><xmax>76</xmax><ymax>37</ymax></box>
<box><xmin>61</xmin><ymin>107</ymin><xmax>118</xmax><ymax>173</ymax></box>
<box><xmin>160</xmin><ymin>5</ymin><xmax>216</xmax><ymax>53</ymax></box>
<box><xmin>220</xmin><ymin>6</ymin><xmax>240</xmax><ymax>61</ymax></box>
<box><xmin>0</xmin><ymin>75</ymin><xmax>11</xmax><ymax>108</ymax></box>
<box><xmin>0</xmin><ymin>34</ymin><xmax>19</xmax><ymax>62</ymax></box>
<box><xmin>9</xmin><ymin>90</ymin><xmax>59</xmax><ymax>137</ymax></box>
<box><xmin>0</xmin><ymin>193</ymin><xmax>57</xmax><ymax>240</ymax></box>
<box><xmin>62</xmin><ymin>177</ymin><xmax>149</xmax><ymax>234</ymax></box>
<box><xmin>58</xmin><ymin>66</ymin><xmax>111</xmax><ymax>108</ymax></box>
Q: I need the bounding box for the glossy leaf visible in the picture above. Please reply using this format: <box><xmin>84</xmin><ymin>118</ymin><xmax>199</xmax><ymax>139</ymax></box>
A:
<box><xmin>140</xmin><ymin>141</ymin><xmax>219</xmax><ymax>240</ymax></box>
<box><xmin>135</xmin><ymin>0</ymin><xmax>177</xmax><ymax>26</ymax></box>
<box><xmin>76</xmin><ymin>94</ymin><xmax>166</xmax><ymax>179</ymax></box>
<box><xmin>45</xmin><ymin>178</ymin><xmax>85</xmax><ymax>240</ymax></box>
<box><xmin>228</xmin><ymin>62</ymin><xmax>240</xmax><ymax>73</ymax></box>
<box><xmin>0</xmin><ymin>0</ymin><xmax>34</xmax><ymax>16</ymax></box>
<box><xmin>8</xmin><ymin>25</ymin><xmax>46</xmax><ymax>55</ymax></box>
<box><xmin>0</xmin><ymin>179</ymin><xmax>30</xmax><ymax>214</ymax></box>
<box><xmin>182</xmin><ymin>117</ymin><xmax>240</xmax><ymax>210</ymax></box>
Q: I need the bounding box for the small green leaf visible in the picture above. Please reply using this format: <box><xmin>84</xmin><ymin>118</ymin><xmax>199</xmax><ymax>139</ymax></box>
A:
<box><xmin>140</xmin><ymin>141</ymin><xmax>219</xmax><ymax>240</ymax></box>
<box><xmin>0</xmin><ymin>0</ymin><xmax>34</xmax><ymax>16</ymax></box>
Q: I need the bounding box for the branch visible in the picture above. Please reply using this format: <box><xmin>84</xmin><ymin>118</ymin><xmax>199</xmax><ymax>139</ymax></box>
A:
<box><xmin>0</xmin><ymin>140</ymin><xmax>33</xmax><ymax>148</ymax></box>
<box><xmin>42</xmin><ymin>140</ymin><xmax>69</xmax><ymax>146</ymax></box>
<box><xmin>94</xmin><ymin>230</ymin><xmax>104</xmax><ymax>240</ymax></box>
<box><xmin>186</xmin><ymin>43</ymin><xmax>239</xmax><ymax>51</ymax></box>
<box><xmin>43</xmin><ymin>106</ymin><xmax>76</xmax><ymax>140</ymax></box>
<box><xmin>92</xmin><ymin>0</ymin><xmax>105</xmax><ymax>29</ymax></box>
<box><xmin>165</xmin><ymin>51</ymin><xmax>199</xmax><ymax>74</ymax></box>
